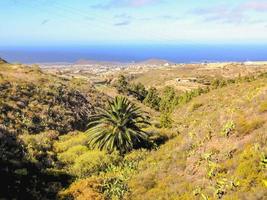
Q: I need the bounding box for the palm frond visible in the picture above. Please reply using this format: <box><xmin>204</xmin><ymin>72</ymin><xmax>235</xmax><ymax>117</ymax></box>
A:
<box><xmin>86</xmin><ymin>96</ymin><xmax>150</xmax><ymax>154</ymax></box>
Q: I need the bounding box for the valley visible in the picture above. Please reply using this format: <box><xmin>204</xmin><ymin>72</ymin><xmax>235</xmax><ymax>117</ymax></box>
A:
<box><xmin>0</xmin><ymin>59</ymin><xmax>267</xmax><ymax>200</ymax></box>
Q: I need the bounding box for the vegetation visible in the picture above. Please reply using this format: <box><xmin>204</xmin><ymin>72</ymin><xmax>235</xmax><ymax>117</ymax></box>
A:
<box><xmin>86</xmin><ymin>96</ymin><xmax>150</xmax><ymax>154</ymax></box>
<box><xmin>0</xmin><ymin>65</ymin><xmax>107</xmax><ymax>135</ymax></box>
<box><xmin>0</xmin><ymin>64</ymin><xmax>106</xmax><ymax>198</ymax></box>
<box><xmin>143</xmin><ymin>87</ymin><xmax>161</xmax><ymax>110</ymax></box>
<box><xmin>59</xmin><ymin>177</ymin><xmax>105</xmax><ymax>200</ymax></box>
<box><xmin>130</xmin><ymin>82</ymin><xmax>148</xmax><ymax>101</ymax></box>
<box><xmin>221</xmin><ymin>120</ymin><xmax>235</xmax><ymax>137</ymax></box>
<box><xmin>0</xmin><ymin>126</ymin><xmax>71</xmax><ymax>199</ymax></box>
<box><xmin>116</xmin><ymin>75</ymin><xmax>129</xmax><ymax>94</ymax></box>
<box><xmin>126</xmin><ymin>73</ymin><xmax>267</xmax><ymax>200</ymax></box>
<box><xmin>259</xmin><ymin>101</ymin><xmax>267</xmax><ymax>113</ymax></box>
<box><xmin>1</xmin><ymin>62</ymin><xmax>267</xmax><ymax>199</ymax></box>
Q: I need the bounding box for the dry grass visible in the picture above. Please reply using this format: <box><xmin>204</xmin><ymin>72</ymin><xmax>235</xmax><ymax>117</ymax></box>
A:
<box><xmin>127</xmin><ymin>64</ymin><xmax>267</xmax><ymax>92</ymax></box>
<box><xmin>127</xmin><ymin>76</ymin><xmax>267</xmax><ymax>199</ymax></box>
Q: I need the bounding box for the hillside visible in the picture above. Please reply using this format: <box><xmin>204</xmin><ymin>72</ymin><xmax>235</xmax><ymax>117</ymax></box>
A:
<box><xmin>52</xmin><ymin>71</ymin><xmax>267</xmax><ymax>200</ymax></box>
<box><xmin>137</xmin><ymin>59</ymin><xmax>175</xmax><ymax>66</ymax></box>
<box><xmin>127</xmin><ymin>74</ymin><xmax>267</xmax><ymax>199</ymax></box>
<box><xmin>0</xmin><ymin>60</ymin><xmax>266</xmax><ymax>200</ymax></box>
<box><xmin>0</xmin><ymin>62</ymin><xmax>109</xmax><ymax>199</ymax></box>
<box><xmin>129</xmin><ymin>63</ymin><xmax>267</xmax><ymax>91</ymax></box>
<box><xmin>0</xmin><ymin>63</ymin><xmax>108</xmax><ymax>135</ymax></box>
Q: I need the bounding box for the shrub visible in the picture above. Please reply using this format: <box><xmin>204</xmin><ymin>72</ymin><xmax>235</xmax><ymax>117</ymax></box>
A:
<box><xmin>59</xmin><ymin>177</ymin><xmax>105</xmax><ymax>200</ymax></box>
<box><xmin>129</xmin><ymin>82</ymin><xmax>148</xmax><ymax>101</ymax></box>
<box><xmin>160</xmin><ymin>86</ymin><xmax>179</xmax><ymax>113</ymax></box>
<box><xmin>57</xmin><ymin>145</ymin><xmax>88</xmax><ymax>164</ymax></box>
<box><xmin>221</xmin><ymin>121</ymin><xmax>235</xmax><ymax>137</ymax></box>
<box><xmin>159</xmin><ymin>113</ymin><xmax>173</xmax><ymax>128</ymax></box>
<box><xmin>20</xmin><ymin>131</ymin><xmax>58</xmax><ymax>167</ymax></box>
<box><xmin>70</xmin><ymin>150</ymin><xmax>121</xmax><ymax>178</ymax></box>
<box><xmin>144</xmin><ymin>129</ymin><xmax>169</xmax><ymax>147</ymax></box>
<box><xmin>234</xmin><ymin>145</ymin><xmax>265</xmax><ymax>191</ymax></box>
<box><xmin>143</xmin><ymin>87</ymin><xmax>161</xmax><ymax>110</ymax></box>
<box><xmin>54</xmin><ymin>132</ymin><xmax>90</xmax><ymax>153</ymax></box>
<box><xmin>259</xmin><ymin>101</ymin><xmax>267</xmax><ymax>113</ymax></box>
<box><xmin>94</xmin><ymin>149</ymin><xmax>149</xmax><ymax>200</ymax></box>
<box><xmin>178</xmin><ymin>91</ymin><xmax>194</xmax><ymax>105</ymax></box>
<box><xmin>116</xmin><ymin>75</ymin><xmax>129</xmax><ymax>94</ymax></box>
<box><xmin>102</xmin><ymin>176</ymin><xmax>128</xmax><ymax>200</ymax></box>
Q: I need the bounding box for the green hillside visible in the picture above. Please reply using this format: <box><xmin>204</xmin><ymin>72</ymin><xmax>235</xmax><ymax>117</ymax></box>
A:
<box><xmin>0</xmin><ymin>63</ymin><xmax>108</xmax><ymax>135</ymax></box>
<box><xmin>0</xmin><ymin>63</ymin><xmax>109</xmax><ymax>199</ymax></box>
<box><xmin>59</xmin><ymin>73</ymin><xmax>267</xmax><ymax>200</ymax></box>
<box><xmin>127</xmin><ymin>75</ymin><xmax>267</xmax><ymax>199</ymax></box>
<box><xmin>0</xmin><ymin>61</ymin><xmax>266</xmax><ymax>200</ymax></box>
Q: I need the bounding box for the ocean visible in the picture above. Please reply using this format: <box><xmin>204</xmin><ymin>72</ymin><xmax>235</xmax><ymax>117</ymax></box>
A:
<box><xmin>0</xmin><ymin>44</ymin><xmax>267</xmax><ymax>64</ymax></box>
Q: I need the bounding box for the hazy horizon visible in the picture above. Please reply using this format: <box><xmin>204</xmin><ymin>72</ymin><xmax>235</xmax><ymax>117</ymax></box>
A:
<box><xmin>1</xmin><ymin>43</ymin><xmax>267</xmax><ymax>64</ymax></box>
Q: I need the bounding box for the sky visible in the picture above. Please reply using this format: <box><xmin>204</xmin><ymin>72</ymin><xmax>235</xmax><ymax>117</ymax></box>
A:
<box><xmin>1</xmin><ymin>0</ymin><xmax>267</xmax><ymax>46</ymax></box>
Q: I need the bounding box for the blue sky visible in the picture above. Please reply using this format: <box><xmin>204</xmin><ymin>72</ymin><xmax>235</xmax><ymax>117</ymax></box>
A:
<box><xmin>1</xmin><ymin>0</ymin><xmax>267</xmax><ymax>46</ymax></box>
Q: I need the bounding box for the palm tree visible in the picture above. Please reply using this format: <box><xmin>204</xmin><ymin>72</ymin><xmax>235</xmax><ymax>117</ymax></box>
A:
<box><xmin>86</xmin><ymin>96</ymin><xmax>150</xmax><ymax>154</ymax></box>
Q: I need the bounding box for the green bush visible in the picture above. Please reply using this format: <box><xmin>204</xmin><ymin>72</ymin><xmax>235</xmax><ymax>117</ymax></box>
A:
<box><xmin>54</xmin><ymin>132</ymin><xmax>90</xmax><ymax>153</ymax></box>
<box><xmin>116</xmin><ymin>75</ymin><xmax>129</xmax><ymax>94</ymax></box>
<box><xmin>143</xmin><ymin>87</ymin><xmax>161</xmax><ymax>110</ymax></box>
<box><xmin>221</xmin><ymin>121</ymin><xmax>235</xmax><ymax>137</ymax></box>
<box><xmin>159</xmin><ymin>113</ymin><xmax>173</xmax><ymax>128</ymax></box>
<box><xmin>129</xmin><ymin>82</ymin><xmax>148</xmax><ymax>101</ymax></box>
<box><xmin>57</xmin><ymin>145</ymin><xmax>88</xmax><ymax>164</ymax></box>
<box><xmin>70</xmin><ymin>150</ymin><xmax>121</xmax><ymax>178</ymax></box>
<box><xmin>234</xmin><ymin>145</ymin><xmax>265</xmax><ymax>190</ymax></box>
<box><xmin>102</xmin><ymin>176</ymin><xmax>128</xmax><ymax>200</ymax></box>
<box><xmin>259</xmin><ymin>101</ymin><xmax>267</xmax><ymax>113</ymax></box>
<box><xmin>20</xmin><ymin>131</ymin><xmax>58</xmax><ymax>167</ymax></box>
<box><xmin>160</xmin><ymin>86</ymin><xmax>179</xmax><ymax>113</ymax></box>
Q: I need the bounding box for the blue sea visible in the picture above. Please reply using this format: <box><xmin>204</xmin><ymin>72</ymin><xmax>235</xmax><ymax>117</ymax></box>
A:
<box><xmin>0</xmin><ymin>44</ymin><xmax>267</xmax><ymax>64</ymax></box>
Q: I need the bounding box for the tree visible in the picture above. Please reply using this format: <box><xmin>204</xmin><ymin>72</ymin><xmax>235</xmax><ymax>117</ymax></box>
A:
<box><xmin>130</xmin><ymin>82</ymin><xmax>148</xmax><ymax>101</ymax></box>
<box><xmin>160</xmin><ymin>86</ymin><xmax>178</xmax><ymax>113</ymax></box>
<box><xmin>143</xmin><ymin>87</ymin><xmax>161</xmax><ymax>110</ymax></box>
<box><xmin>86</xmin><ymin>96</ymin><xmax>150</xmax><ymax>154</ymax></box>
<box><xmin>116</xmin><ymin>75</ymin><xmax>129</xmax><ymax>94</ymax></box>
